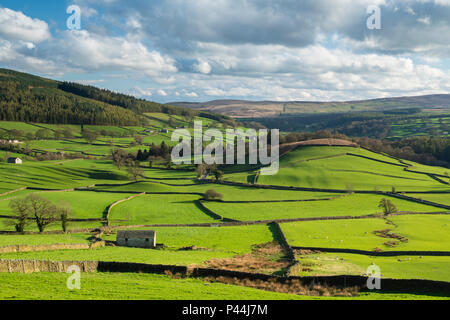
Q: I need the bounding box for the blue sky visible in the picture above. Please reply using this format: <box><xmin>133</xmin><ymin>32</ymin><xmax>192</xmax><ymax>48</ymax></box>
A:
<box><xmin>0</xmin><ymin>0</ymin><xmax>449</xmax><ymax>103</ymax></box>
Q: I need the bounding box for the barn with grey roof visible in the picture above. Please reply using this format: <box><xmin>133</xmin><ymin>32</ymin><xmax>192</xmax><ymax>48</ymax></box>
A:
<box><xmin>116</xmin><ymin>230</ymin><xmax>156</xmax><ymax>249</ymax></box>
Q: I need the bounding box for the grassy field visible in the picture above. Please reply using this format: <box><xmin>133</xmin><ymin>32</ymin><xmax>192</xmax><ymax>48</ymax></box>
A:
<box><xmin>202</xmin><ymin>194</ymin><xmax>441</xmax><ymax>221</ymax></box>
<box><xmin>281</xmin><ymin>214</ymin><xmax>450</xmax><ymax>252</ymax></box>
<box><xmin>0</xmin><ymin>191</ymin><xmax>135</xmax><ymax>220</ymax></box>
<box><xmin>1</xmin><ymin>225</ymin><xmax>275</xmax><ymax>265</ymax></box>
<box><xmin>389</xmin><ymin>116</ymin><xmax>450</xmax><ymax>139</ymax></box>
<box><xmin>255</xmin><ymin>146</ymin><xmax>448</xmax><ymax>191</ymax></box>
<box><xmin>406</xmin><ymin>193</ymin><xmax>450</xmax><ymax>206</ymax></box>
<box><xmin>103</xmin><ymin>225</ymin><xmax>274</xmax><ymax>254</ymax></box>
<box><xmin>2</xmin><ymin>272</ymin><xmax>447</xmax><ymax>300</ymax></box>
<box><xmin>109</xmin><ymin>194</ymin><xmax>216</xmax><ymax>225</ymax></box>
<box><xmin>0</xmin><ymin>246</ymin><xmax>236</xmax><ymax>266</ymax></box>
<box><xmin>0</xmin><ymin>233</ymin><xmax>92</xmax><ymax>247</ymax></box>
<box><xmin>294</xmin><ymin>252</ymin><xmax>450</xmax><ymax>283</ymax></box>
<box><xmin>0</xmin><ymin>159</ymin><xmax>129</xmax><ymax>191</ymax></box>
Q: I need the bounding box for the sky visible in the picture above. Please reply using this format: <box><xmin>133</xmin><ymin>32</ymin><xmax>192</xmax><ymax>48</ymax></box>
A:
<box><xmin>0</xmin><ymin>0</ymin><xmax>449</xmax><ymax>103</ymax></box>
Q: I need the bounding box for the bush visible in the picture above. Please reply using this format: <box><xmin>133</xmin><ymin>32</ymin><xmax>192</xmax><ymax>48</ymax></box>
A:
<box><xmin>204</xmin><ymin>189</ymin><xmax>224</xmax><ymax>200</ymax></box>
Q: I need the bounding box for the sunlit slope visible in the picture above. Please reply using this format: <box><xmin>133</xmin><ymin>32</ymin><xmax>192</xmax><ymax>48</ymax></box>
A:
<box><xmin>256</xmin><ymin>146</ymin><xmax>450</xmax><ymax>192</ymax></box>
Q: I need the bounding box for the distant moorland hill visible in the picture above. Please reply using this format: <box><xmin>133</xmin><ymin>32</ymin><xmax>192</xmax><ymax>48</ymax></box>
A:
<box><xmin>169</xmin><ymin>95</ymin><xmax>450</xmax><ymax>118</ymax></box>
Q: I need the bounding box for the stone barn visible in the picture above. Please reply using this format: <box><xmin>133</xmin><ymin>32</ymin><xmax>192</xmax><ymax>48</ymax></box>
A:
<box><xmin>116</xmin><ymin>230</ymin><xmax>156</xmax><ymax>249</ymax></box>
<box><xmin>7</xmin><ymin>157</ymin><xmax>22</xmax><ymax>164</ymax></box>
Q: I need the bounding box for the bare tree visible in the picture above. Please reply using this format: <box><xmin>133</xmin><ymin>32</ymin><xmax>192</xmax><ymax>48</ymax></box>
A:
<box><xmin>134</xmin><ymin>135</ymin><xmax>144</xmax><ymax>145</ymax></box>
<box><xmin>9</xmin><ymin>198</ymin><xmax>31</xmax><ymax>233</ymax></box>
<box><xmin>57</xmin><ymin>201</ymin><xmax>73</xmax><ymax>233</ymax></box>
<box><xmin>378</xmin><ymin>198</ymin><xmax>398</xmax><ymax>216</ymax></box>
<box><xmin>111</xmin><ymin>148</ymin><xmax>128</xmax><ymax>170</ymax></box>
<box><xmin>26</xmin><ymin>194</ymin><xmax>58</xmax><ymax>232</ymax></box>
<box><xmin>82</xmin><ymin>129</ymin><xmax>99</xmax><ymax>144</ymax></box>
<box><xmin>126</xmin><ymin>159</ymin><xmax>144</xmax><ymax>181</ymax></box>
<box><xmin>214</xmin><ymin>169</ymin><xmax>224</xmax><ymax>182</ymax></box>
<box><xmin>196</xmin><ymin>164</ymin><xmax>208</xmax><ymax>178</ymax></box>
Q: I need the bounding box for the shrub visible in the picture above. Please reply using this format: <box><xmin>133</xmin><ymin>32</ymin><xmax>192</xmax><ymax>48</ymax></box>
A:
<box><xmin>204</xmin><ymin>189</ymin><xmax>224</xmax><ymax>200</ymax></box>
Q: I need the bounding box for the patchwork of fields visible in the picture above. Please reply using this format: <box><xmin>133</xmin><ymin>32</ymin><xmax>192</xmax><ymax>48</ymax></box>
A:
<box><xmin>0</xmin><ymin>119</ymin><xmax>449</xmax><ymax>300</ymax></box>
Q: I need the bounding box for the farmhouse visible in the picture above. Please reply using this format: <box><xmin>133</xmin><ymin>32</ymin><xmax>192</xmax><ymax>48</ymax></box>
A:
<box><xmin>160</xmin><ymin>128</ymin><xmax>169</xmax><ymax>134</ymax></box>
<box><xmin>7</xmin><ymin>157</ymin><xmax>22</xmax><ymax>164</ymax></box>
<box><xmin>116</xmin><ymin>230</ymin><xmax>156</xmax><ymax>248</ymax></box>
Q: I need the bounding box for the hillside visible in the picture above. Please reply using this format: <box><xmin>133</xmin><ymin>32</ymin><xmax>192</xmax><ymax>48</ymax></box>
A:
<box><xmin>0</xmin><ymin>68</ymin><xmax>231</xmax><ymax>126</ymax></box>
<box><xmin>170</xmin><ymin>95</ymin><xmax>450</xmax><ymax>118</ymax></box>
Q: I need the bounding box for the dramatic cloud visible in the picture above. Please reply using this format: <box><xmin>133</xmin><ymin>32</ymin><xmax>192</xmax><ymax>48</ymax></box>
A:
<box><xmin>0</xmin><ymin>7</ymin><xmax>50</xmax><ymax>43</ymax></box>
<box><xmin>0</xmin><ymin>8</ymin><xmax>61</xmax><ymax>75</ymax></box>
<box><xmin>1</xmin><ymin>1</ymin><xmax>449</xmax><ymax>102</ymax></box>
<box><xmin>57</xmin><ymin>30</ymin><xmax>177</xmax><ymax>77</ymax></box>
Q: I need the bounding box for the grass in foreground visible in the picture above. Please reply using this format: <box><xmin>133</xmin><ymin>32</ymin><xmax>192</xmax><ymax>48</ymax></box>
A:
<box><xmin>0</xmin><ymin>272</ymin><xmax>447</xmax><ymax>300</ymax></box>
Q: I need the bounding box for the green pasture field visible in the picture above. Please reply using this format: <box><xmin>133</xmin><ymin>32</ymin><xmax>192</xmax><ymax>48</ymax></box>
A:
<box><xmin>26</xmin><ymin>123</ymin><xmax>82</xmax><ymax>136</ymax></box>
<box><xmin>109</xmin><ymin>194</ymin><xmax>216</xmax><ymax>225</ymax></box>
<box><xmin>0</xmin><ymin>159</ymin><xmax>129</xmax><ymax>191</ymax></box>
<box><xmin>190</xmin><ymin>186</ymin><xmax>342</xmax><ymax>201</ymax></box>
<box><xmin>202</xmin><ymin>194</ymin><xmax>441</xmax><ymax>222</ymax></box>
<box><xmin>27</xmin><ymin>138</ymin><xmax>137</xmax><ymax>156</ymax></box>
<box><xmin>0</xmin><ymin>189</ymin><xmax>34</xmax><ymax>200</ymax></box>
<box><xmin>406</xmin><ymin>193</ymin><xmax>450</xmax><ymax>206</ymax></box>
<box><xmin>407</xmin><ymin>163</ymin><xmax>450</xmax><ymax>176</ymax></box>
<box><xmin>102</xmin><ymin>225</ymin><xmax>274</xmax><ymax>255</ymax></box>
<box><xmin>389</xmin><ymin>215</ymin><xmax>450</xmax><ymax>251</ymax></box>
<box><xmin>2</xmin><ymin>272</ymin><xmax>445</xmax><ymax>300</ymax></box>
<box><xmin>0</xmin><ymin>226</ymin><xmax>274</xmax><ymax>265</ymax></box>
<box><xmin>0</xmin><ymin>233</ymin><xmax>92</xmax><ymax>247</ymax></box>
<box><xmin>142</xmin><ymin>134</ymin><xmax>178</xmax><ymax>146</ymax></box>
<box><xmin>257</xmin><ymin>150</ymin><xmax>448</xmax><ymax>191</ymax></box>
<box><xmin>0</xmin><ymin>246</ymin><xmax>234</xmax><ymax>266</ymax></box>
<box><xmin>388</xmin><ymin>116</ymin><xmax>450</xmax><ymax>139</ymax></box>
<box><xmin>294</xmin><ymin>252</ymin><xmax>450</xmax><ymax>283</ymax></box>
<box><xmin>282</xmin><ymin>219</ymin><xmax>390</xmax><ymax>251</ymax></box>
<box><xmin>93</xmin><ymin>181</ymin><xmax>176</xmax><ymax>193</ymax></box>
<box><xmin>0</xmin><ymin>121</ymin><xmax>42</xmax><ymax>133</ymax></box>
<box><xmin>281</xmin><ymin>214</ymin><xmax>450</xmax><ymax>252</ymax></box>
<box><xmin>279</xmin><ymin>146</ymin><xmax>403</xmax><ymax>166</ymax></box>
<box><xmin>145</xmin><ymin>113</ymin><xmax>172</xmax><ymax>122</ymax></box>
<box><xmin>0</xmin><ymin>150</ymin><xmax>34</xmax><ymax>162</ymax></box>
<box><xmin>145</xmin><ymin>168</ymin><xmax>197</xmax><ymax>179</ymax></box>
<box><xmin>92</xmin><ymin>181</ymin><xmax>345</xmax><ymax>201</ymax></box>
<box><xmin>0</xmin><ymin>191</ymin><xmax>136</xmax><ymax>220</ymax></box>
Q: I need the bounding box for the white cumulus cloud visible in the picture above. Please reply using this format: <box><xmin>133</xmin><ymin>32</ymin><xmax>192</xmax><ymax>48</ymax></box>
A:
<box><xmin>0</xmin><ymin>7</ymin><xmax>50</xmax><ymax>43</ymax></box>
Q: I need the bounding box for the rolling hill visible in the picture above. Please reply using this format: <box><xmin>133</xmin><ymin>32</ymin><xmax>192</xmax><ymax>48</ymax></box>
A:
<box><xmin>0</xmin><ymin>68</ymin><xmax>231</xmax><ymax>126</ymax></box>
<box><xmin>169</xmin><ymin>95</ymin><xmax>450</xmax><ymax>118</ymax></box>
